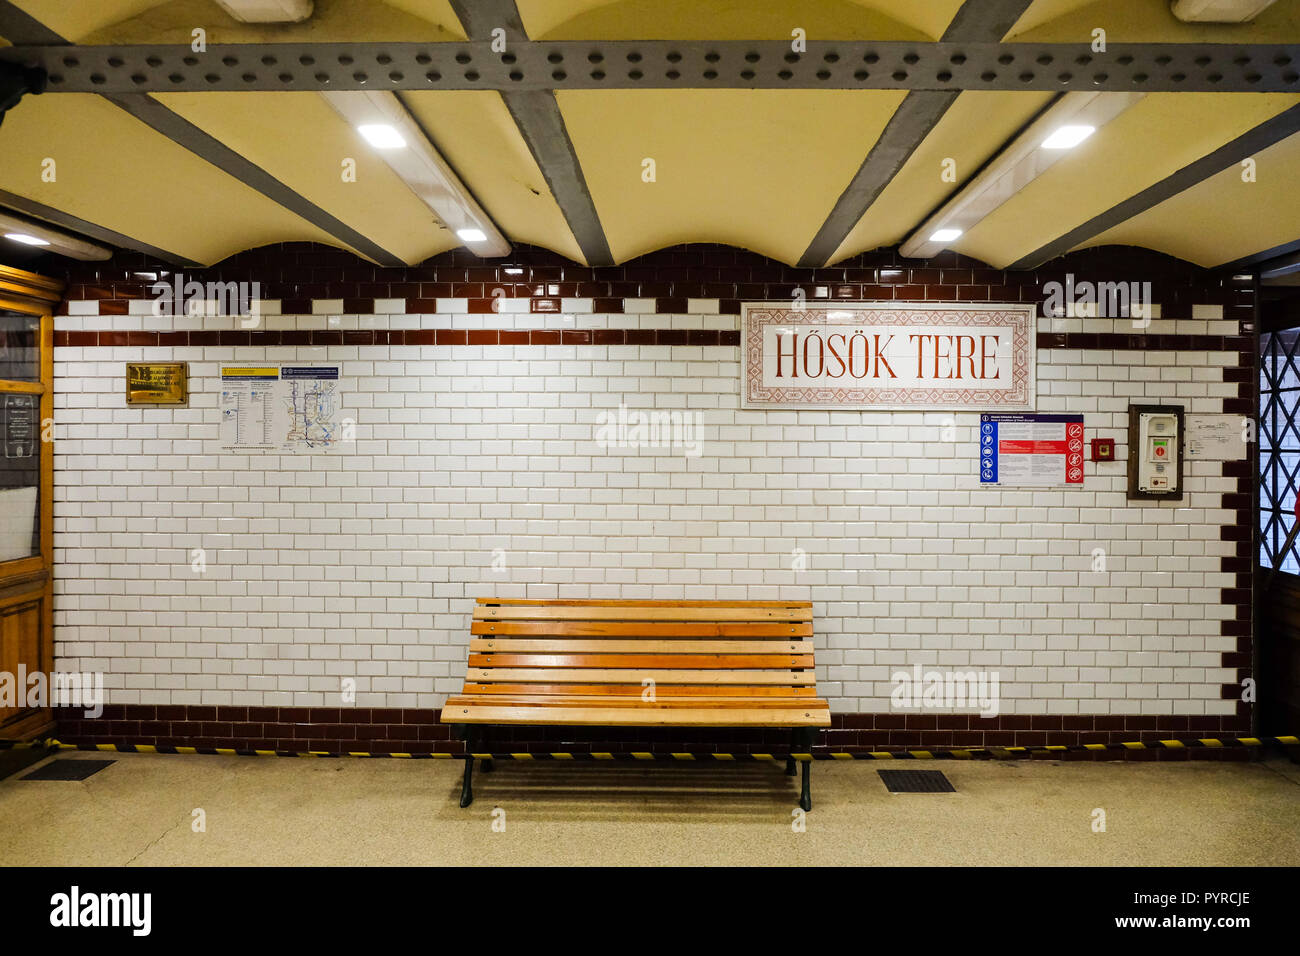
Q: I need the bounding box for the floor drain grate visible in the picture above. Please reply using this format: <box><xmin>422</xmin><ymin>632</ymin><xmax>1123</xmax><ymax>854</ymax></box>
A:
<box><xmin>22</xmin><ymin>759</ymin><xmax>114</xmax><ymax>781</ymax></box>
<box><xmin>878</xmin><ymin>769</ymin><xmax>955</xmax><ymax>793</ymax></box>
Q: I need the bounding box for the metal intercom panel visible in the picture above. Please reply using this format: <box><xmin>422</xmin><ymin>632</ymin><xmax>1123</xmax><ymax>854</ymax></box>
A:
<box><xmin>1127</xmin><ymin>403</ymin><xmax>1184</xmax><ymax>501</ymax></box>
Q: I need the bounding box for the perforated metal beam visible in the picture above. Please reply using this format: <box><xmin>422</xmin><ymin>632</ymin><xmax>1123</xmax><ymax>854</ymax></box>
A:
<box><xmin>0</xmin><ymin>40</ymin><xmax>1295</xmax><ymax>93</ymax></box>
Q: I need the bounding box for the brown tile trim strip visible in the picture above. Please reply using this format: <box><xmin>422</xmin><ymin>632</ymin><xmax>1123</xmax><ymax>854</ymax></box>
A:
<box><xmin>53</xmin><ymin>706</ymin><xmax>1252</xmax><ymax>760</ymax></box>
<box><xmin>54</xmin><ymin>329</ymin><xmax>1248</xmax><ymax>351</ymax></box>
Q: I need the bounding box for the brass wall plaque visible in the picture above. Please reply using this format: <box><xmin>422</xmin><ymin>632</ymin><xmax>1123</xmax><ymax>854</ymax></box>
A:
<box><xmin>126</xmin><ymin>362</ymin><xmax>188</xmax><ymax>406</ymax></box>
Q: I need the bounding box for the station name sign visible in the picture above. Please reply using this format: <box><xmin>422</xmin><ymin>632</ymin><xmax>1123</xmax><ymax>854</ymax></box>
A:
<box><xmin>741</xmin><ymin>303</ymin><xmax>1034</xmax><ymax>411</ymax></box>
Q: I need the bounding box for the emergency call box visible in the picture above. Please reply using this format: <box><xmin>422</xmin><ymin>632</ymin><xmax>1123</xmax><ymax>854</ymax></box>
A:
<box><xmin>1127</xmin><ymin>403</ymin><xmax>1185</xmax><ymax>501</ymax></box>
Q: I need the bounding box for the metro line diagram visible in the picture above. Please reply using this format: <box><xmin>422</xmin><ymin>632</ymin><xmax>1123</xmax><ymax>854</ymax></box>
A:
<box><xmin>283</xmin><ymin>377</ymin><xmax>339</xmax><ymax>449</ymax></box>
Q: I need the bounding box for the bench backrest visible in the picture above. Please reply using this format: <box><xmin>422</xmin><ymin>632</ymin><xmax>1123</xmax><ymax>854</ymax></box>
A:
<box><xmin>468</xmin><ymin>598</ymin><xmax>817</xmax><ymax>699</ymax></box>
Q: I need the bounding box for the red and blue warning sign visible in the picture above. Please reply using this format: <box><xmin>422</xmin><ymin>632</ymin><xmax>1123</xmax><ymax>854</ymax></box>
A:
<box><xmin>980</xmin><ymin>414</ymin><xmax>1085</xmax><ymax>486</ymax></box>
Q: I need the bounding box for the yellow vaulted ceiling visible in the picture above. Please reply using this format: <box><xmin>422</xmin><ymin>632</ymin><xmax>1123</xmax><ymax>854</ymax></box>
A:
<box><xmin>516</xmin><ymin>0</ymin><xmax>966</xmax><ymax>42</ymax></box>
<box><xmin>401</xmin><ymin>91</ymin><xmax>583</xmax><ymax>263</ymax></box>
<box><xmin>152</xmin><ymin>91</ymin><xmax>459</xmax><ymax>264</ymax></box>
<box><xmin>5</xmin><ymin>0</ymin><xmax>466</xmax><ymax>44</ymax></box>
<box><xmin>0</xmin><ymin>93</ymin><xmax>345</xmax><ymax>263</ymax></box>
<box><xmin>829</xmin><ymin>90</ymin><xmax>1055</xmax><ymax>265</ymax></box>
<box><xmin>955</xmin><ymin>92</ymin><xmax>1300</xmax><ymax>269</ymax></box>
<box><xmin>0</xmin><ymin>0</ymin><xmax>1298</xmax><ymax>273</ymax></box>
<box><xmin>558</xmin><ymin>88</ymin><xmax>907</xmax><ymax>264</ymax></box>
<box><xmin>1080</xmin><ymin>130</ymin><xmax>1300</xmax><ymax>267</ymax></box>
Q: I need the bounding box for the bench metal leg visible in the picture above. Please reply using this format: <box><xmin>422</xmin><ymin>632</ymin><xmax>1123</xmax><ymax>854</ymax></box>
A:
<box><xmin>460</xmin><ymin>756</ymin><xmax>475</xmax><ymax>808</ymax></box>
<box><xmin>453</xmin><ymin>723</ymin><xmax>483</xmax><ymax>808</ymax></box>
<box><xmin>791</xmin><ymin>726</ymin><xmax>816</xmax><ymax>811</ymax></box>
<box><xmin>785</xmin><ymin>756</ymin><xmax>797</xmax><ymax>776</ymax></box>
<box><xmin>481</xmin><ymin>757</ymin><xmax>494</xmax><ymax>773</ymax></box>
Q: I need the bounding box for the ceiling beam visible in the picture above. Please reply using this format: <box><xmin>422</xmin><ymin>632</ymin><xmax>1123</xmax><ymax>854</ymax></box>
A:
<box><xmin>1008</xmin><ymin>103</ymin><xmax>1300</xmax><ymax>270</ymax></box>
<box><xmin>2</xmin><ymin>40</ymin><xmax>1295</xmax><ymax>93</ymax></box>
<box><xmin>795</xmin><ymin>92</ymin><xmax>957</xmax><ymax>268</ymax></box>
<box><xmin>0</xmin><ymin>0</ymin><xmax>64</xmax><ymax>45</ymax></box>
<box><xmin>103</xmin><ymin>92</ymin><xmax>407</xmax><ymax>267</ymax></box>
<box><xmin>0</xmin><ymin>7</ymin><xmax>202</xmax><ymax>264</ymax></box>
<box><xmin>2</xmin><ymin>3</ymin><xmax>404</xmax><ymax>268</ymax></box>
<box><xmin>1220</xmin><ymin>236</ymin><xmax>1300</xmax><ymax>273</ymax></box>
<box><xmin>0</xmin><ymin>188</ymin><xmax>200</xmax><ymax>266</ymax></box>
<box><xmin>796</xmin><ymin>0</ymin><xmax>1032</xmax><ymax>267</ymax></box>
<box><xmin>450</xmin><ymin>0</ymin><xmax>612</xmax><ymax>267</ymax></box>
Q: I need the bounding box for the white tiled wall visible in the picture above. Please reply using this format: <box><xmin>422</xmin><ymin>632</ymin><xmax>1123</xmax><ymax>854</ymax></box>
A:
<box><xmin>50</xmin><ymin>305</ymin><xmax>1241</xmax><ymax>716</ymax></box>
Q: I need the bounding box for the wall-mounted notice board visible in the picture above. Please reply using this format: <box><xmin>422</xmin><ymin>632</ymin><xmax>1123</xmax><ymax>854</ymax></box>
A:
<box><xmin>979</xmin><ymin>414</ymin><xmax>1085</xmax><ymax>487</ymax></box>
<box><xmin>220</xmin><ymin>365</ymin><xmax>345</xmax><ymax>452</ymax></box>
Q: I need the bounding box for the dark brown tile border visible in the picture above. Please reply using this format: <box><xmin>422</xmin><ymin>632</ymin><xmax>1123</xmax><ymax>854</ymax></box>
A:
<box><xmin>53</xmin><ymin>327</ymin><xmax>1246</xmax><ymax>351</ymax></box>
<box><xmin>53</xmin><ymin>706</ymin><xmax>1253</xmax><ymax>760</ymax></box>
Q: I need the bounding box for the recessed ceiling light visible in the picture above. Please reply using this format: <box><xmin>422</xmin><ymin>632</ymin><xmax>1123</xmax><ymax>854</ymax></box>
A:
<box><xmin>504</xmin><ymin>267</ymin><xmax>524</xmax><ymax>275</ymax></box>
<box><xmin>929</xmin><ymin>228</ymin><xmax>962</xmax><ymax>243</ymax></box>
<box><xmin>1041</xmin><ymin>124</ymin><xmax>1096</xmax><ymax>150</ymax></box>
<box><xmin>4</xmin><ymin>233</ymin><xmax>50</xmax><ymax>246</ymax></box>
<box><xmin>457</xmin><ymin>228</ymin><xmax>487</xmax><ymax>242</ymax></box>
<box><xmin>357</xmin><ymin>124</ymin><xmax>406</xmax><ymax>149</ymax></box>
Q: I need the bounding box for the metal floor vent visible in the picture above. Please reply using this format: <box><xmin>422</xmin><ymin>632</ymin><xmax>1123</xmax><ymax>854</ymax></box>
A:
<box><xmin>878</xmin><ymin>769</ymin><xmax>955</xmax><ymax>793</ymax></box>
<box><xmin>22</xmin><ymin>759</ymin><xmax>114</xmax><ymax>781</ymax></box>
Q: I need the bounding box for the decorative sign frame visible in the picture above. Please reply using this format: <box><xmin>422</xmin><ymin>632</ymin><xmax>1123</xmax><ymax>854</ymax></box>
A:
<box><xmin>125</xmin><ymin>362</ymin><xmax>188</xmax><ymax>406</ymax></box>
<box><xmin>741</xmin><ymin>302</ymin><xmax>1035</xmax><ymax>411</ymax></box>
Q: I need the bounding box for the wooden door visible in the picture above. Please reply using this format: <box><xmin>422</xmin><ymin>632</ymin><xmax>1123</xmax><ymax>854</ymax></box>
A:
<box><xmin>0</xmin><ymin>265</ymin><xmax>58</xmax><ymax>740</ymax></box>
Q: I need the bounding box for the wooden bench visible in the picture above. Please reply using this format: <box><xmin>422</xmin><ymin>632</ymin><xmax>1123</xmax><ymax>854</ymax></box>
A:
<box><xmin>442</xmin><ymin>598</ymin><xmax>831</xmax><ymax>810</ymax></box>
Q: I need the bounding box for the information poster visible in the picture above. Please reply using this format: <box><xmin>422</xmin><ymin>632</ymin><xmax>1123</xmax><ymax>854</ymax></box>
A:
<box><xmin>979</xmin><ymin>414</ymin><xmax>1085</xmax><ymax>486</ymax></box>
<box><xmin>3</xmin><ymin>394</ymin><xmax>36</xmax><ymax>459</ymax></box>
<box><xmin>1185</xmin><ymin>414</ymin><xmax>1247</xmax><ymax>460</ymax></box>
<box><xmin>220</xmin><ymin>365</ymin><xmax>344</xmax><ymax>452</ymax></box>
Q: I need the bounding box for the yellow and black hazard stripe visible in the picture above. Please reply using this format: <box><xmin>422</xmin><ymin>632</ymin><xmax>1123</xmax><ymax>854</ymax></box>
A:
<box><xmin>2</xmin><ymin>735</ymin><xmax>1295</xmax><ymax>761</ymax></box>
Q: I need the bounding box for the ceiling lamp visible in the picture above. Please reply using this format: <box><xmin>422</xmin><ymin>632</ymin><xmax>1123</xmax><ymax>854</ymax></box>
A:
<box><xmin>322</xmin><ymin>91</ymin><xmax>510</xmax><ymax>257</ymax></box>
<box><xmin>213</xmin><ymin>0</ymin><xmax>313</xmax><ymax>23</ymax></box>
<box><xmin>899</xmin><ymin>92</ymin><xmax>1144</xmax><ymax>260</ymax></box>
<box><xmin>0</xmin><ymin>210</ymin><xmax>110</xmax><ymax>260</ymax></box>
<box><xmin>1170</xmin><ymin>0</ymin><xmax>1278</xmax><ymax>23</ymax></box>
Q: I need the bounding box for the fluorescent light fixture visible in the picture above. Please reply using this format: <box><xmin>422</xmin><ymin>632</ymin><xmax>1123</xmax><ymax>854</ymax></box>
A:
<box><xmin>1041</xmin><ymin>124</ymin><xmax>1096</xmax><ymax>150</ymax></box>
<box><xmin>0</xmin><ymin>212</ymin><xmax>109</xmax><ymax>259</ymax></box>
<box><xmin>900</xmin><ymin>92</ymin><xmax>1145</xmax><ymax>262</ymax></box>
<box><xmin>4</xmin><ymin>233</ymin><xmax>50</xmax><ymax>246</ymax></box>
<box><xmin>357</xmin><ymin>124</ymin><xmax>406</xmax><ymax>149</ymax></box>
<box><xmin>928</xmin><ymin>228</ymin><xmax>962</xmax><ymax>243</ymax></box>
<box><xmin>1171</xmin><ymin>0</ymin><xmax>1278</xmax><ymax>23</ymax></box>
<box><xmin>321</xmin><ymin>91</ymin><xmax>510</xmax><ymax>258</ymax></box>
<box><xmin>504</xmin><ymin>267</ymin><xmax>524</xmax><ymax>275</ymax></box>
<box><xmin>213</xmin><ymin>0</ymin><xmax>313</xmax><ymax>23</ymax></box>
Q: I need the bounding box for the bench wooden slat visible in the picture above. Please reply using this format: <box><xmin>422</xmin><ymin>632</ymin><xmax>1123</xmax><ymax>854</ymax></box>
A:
<box><xmin>474</xmin><ymin>605</ymin><xmax>810</xmax><ymax>622</ymax></box>
<box><xmin>444</xmin><ymin>703</ymin><xmax>830</xmax><ymax>727</ymax></box>
<box><xmin>466</xmin><ymin>667</ymin><xmax>816</xmax><ymax>684</ymax></box>
<box><xmin>459</xmin><ymin>682</ymin><xmax>818</xmax><ymax>697</ymax></box>
<box><xmin>471</xmin><ymin>621</ymin><xmax>812</xmax><ymax>637</ymax></box>
<box><xmin>470</xmin><ymin>638</ymin><xmax>813</xmax><ymax>654</ymax></box>
<box><xmin>448</xmin><ymin>695</ymin><xmax>814</xmax><ymax>709</ymax></box>
<box><xmin>476</xmin><ymin>599</ymin><xmax>812</xmax><ymax>608</ymax></box>
<box><xmin>468</xmin><ymin>653</ymin><xmax>814</xmax><ymax>669</ymax></box>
